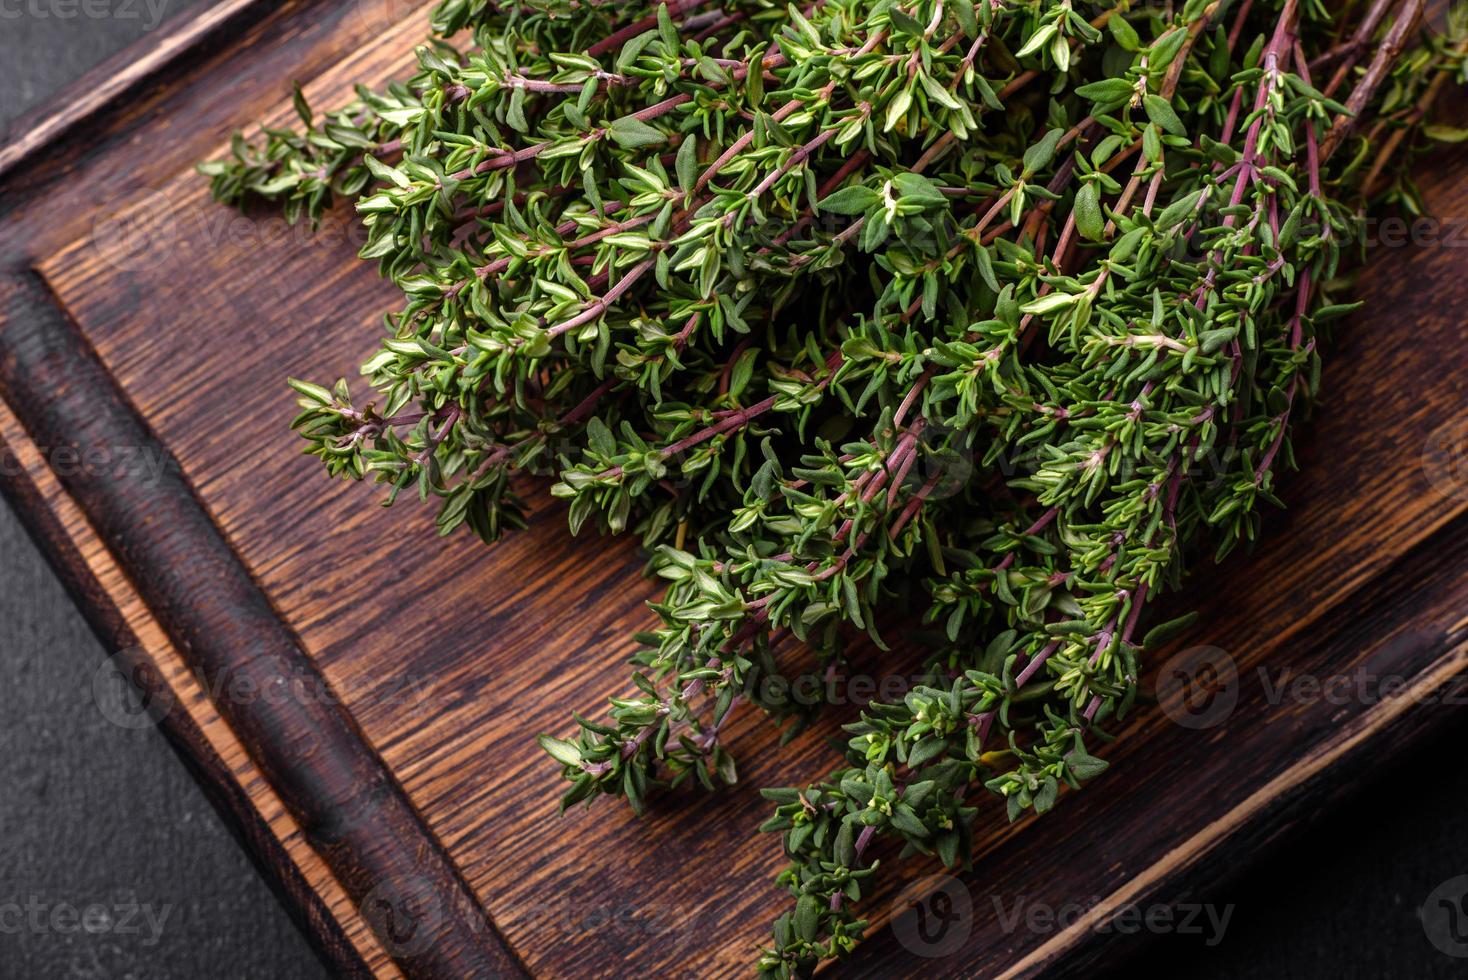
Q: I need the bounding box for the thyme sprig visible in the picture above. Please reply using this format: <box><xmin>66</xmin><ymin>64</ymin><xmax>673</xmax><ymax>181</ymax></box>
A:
<box><xmin>203</xmin><ymin>0</ymin><xmax>1467</xmax><ymax>974</ymax></box>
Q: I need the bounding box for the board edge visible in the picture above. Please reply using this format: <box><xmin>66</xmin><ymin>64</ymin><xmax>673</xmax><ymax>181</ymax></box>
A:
<box><xmin>0</xmin><ymin>407</ymin><xmax>378</xmax><ymax>980</ymax></box>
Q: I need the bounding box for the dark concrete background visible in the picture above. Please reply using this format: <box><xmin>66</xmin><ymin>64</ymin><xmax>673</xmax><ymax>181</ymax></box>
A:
<box><xmin>3</xmin><ymin>7</ymin><xmax>1468</xmax><ymax>979</ymax></box>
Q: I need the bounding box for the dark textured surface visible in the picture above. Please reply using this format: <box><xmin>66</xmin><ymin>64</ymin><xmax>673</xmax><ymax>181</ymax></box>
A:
<box><xmin>0</xmin><ymin>1</ymin><xmax>184</xmax><ymax>138</ymax></box>
<box><xmin>0</xmin><ymin>499</ymin><xmax>329</xmax><ymax>980</ymax></box>
<box><xmin>3</xmin><ymin>7</ymin><xmax>1468</xmax><ymax>980</ymax></box>
<box><xmin>0</xmin><ymin>7</ymin><xmax>325</xmax><ymax>980</ymax></box>
<box><xmin>1123</xmin><ymin>743</ymin><xmax>1468</xmax><ymax>980</ymax></box>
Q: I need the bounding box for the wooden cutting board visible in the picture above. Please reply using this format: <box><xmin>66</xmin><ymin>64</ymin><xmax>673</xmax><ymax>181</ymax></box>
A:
<box><xmin>1</xmin><ymin>2</ymin><xmax>1465</xmax><ymax>977</ymax></box>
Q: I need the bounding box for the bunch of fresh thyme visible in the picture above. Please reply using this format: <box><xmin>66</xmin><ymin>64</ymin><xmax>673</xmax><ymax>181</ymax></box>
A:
<box><xmin>203</xmin><ymin>0</ymin><xmax>1467</xmax><ymax>973</ymax></box>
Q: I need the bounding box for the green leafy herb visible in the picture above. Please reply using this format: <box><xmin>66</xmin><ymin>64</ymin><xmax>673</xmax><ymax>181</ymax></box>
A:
<box><xmin>202</xmin><ymin>0</ymin><xmax>1468</xmax><ymax>974</ymax></box>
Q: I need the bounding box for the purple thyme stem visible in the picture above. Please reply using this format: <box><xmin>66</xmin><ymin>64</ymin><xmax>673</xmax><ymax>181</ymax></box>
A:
<box><xmin>447</xmin><ymin>202</ymin><xmax>630</xmax><ymax>295</ymax></box>
<box><xmin>975</xmin><ymin>711</ymin><xmax>994</xmax><ymax>742</ymax></box>
<box><xmin>1014</xmin><ymin>638</ymin><xmax>1063</xmax><ymax>689</ymax></box>
<box><xmin>471</xmin><ymin>368</ymin><xmax>626</xmax><ymax>476</ymax></box>
<box><xmin>1253</xmin><ymin>41</ymin><xmax>1327</xmax><ymax>486</ymax></box>
<box><xmin>688</xmin><ymin>8</ymin><xmax>752</xmax><ymax>42</ymax></box>
<box><xmin>547</xmin><ymin>257</ymin><xmax>656</xmax><ymax>339</ymax></box>
<box><xmin>586</xmin><ymin>0</ymin><xmax>710</xmax><ymax>58</ymax></box>
<box><xmin>692</xmin><ymin>694</ymin><xmax>742</xmax><ymax>751</ymax></box>
<box><xmin>748</xmin><ymin>125</ymin><xmax>841</xmax><ymax>201</ymax></box>
<box><xmin>1186</xmin><ymin>1</ymin><xmax>1299</xmax><ymax>307</ymax></box>
<box><xmin>413</xmin><ymin>405</ymin><xmax>462</xmax><ymax>465</ymax></box>
<box><xmin>620</xmin><ymin>655</ymin><xmax>725</xmax><ymax>759</ymax></box>
<box><xmin>884</xmin><ymin>431</ymin><xmax>923</xmax><ymax>508</ymax></box>
<box><xmin>696</xmin><ymin>95</ymin><xmax>806</xmax><ymax>191</ymax></box>
<box><xmin>693</xmin><ymin>14</ymin><xmax>877</xmax><ymax>191</ymax></box>
<box><xmin>1321</xmin><ymin>0</ymin><xmax>1425</xmax><ymax>160</ymax></box>
<box><xmin>595</xmin><ymin>350</ymin><xmax>843</xmax><ymax>483</ymax></box>
<box><xmin>957</xmin><ymin>506</ymin><xmax>1063</xmax><ymax>590</ymax></box>
<box><xmin>970</xmin><ymin>635</ymin><xmax>1066</xmax><ymax>739</ymax></box>
<box><xmin>558</xmin><ymin>377</ymin><xmax>619</xmax><ymax>428</ymax></box>
<box><xmin>343</xmin><ymin>407</ymin><xmax>428</xmax><ymax>433</ymax></box>
<box><xmin>1120</xmin><ymin>582</ymin><xmax>1150</xmax><ymax>648</ymax></box>
<box><xmin>1082</xmin><ymin>694</ymin><xmax>1104</xmax><ymax>722</ymax></box>
<box><xmin>446</xmin><ymin>48</ymin><xmax>791</xmax><ymax>184</ymax></box>
<box><xmin>665</xmin><ymin>395</ymin><xmax>777</xmax><ymax>456</ymax></box>
<box><xmin>1080</xmin><ymin>426</ymin><xmax>1192</xmax><ymax>724</ymax></box>
<box><xmin>620</xmin><ymin>718</ymin><xmax>661</xmax><ymax>758</ymax></box>
<box><xmin>1309</xmin><ymin>0</ymin><xmax>1395</xmax><ymax>73</ymax></box>
<box><xmin>501</xmin><ymin>71</ymin><xmax>630</xmax><ymax>94</ymax></box>
<box><xmin>830</xmin><ymin>824</ymin><xmax>880</xmax><ymax>911</ymax></box>
<box><xmin>885</xmin><ymin>467</ymin><xmax>943</xmax><ymax>542</ymax></box>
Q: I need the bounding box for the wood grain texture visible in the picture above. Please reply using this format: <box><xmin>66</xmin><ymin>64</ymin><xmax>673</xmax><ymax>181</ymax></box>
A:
<box><xmin>1</xmin><ymin>1</ymin><xmax>1465</xmax><ymax>977</ymax></box>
